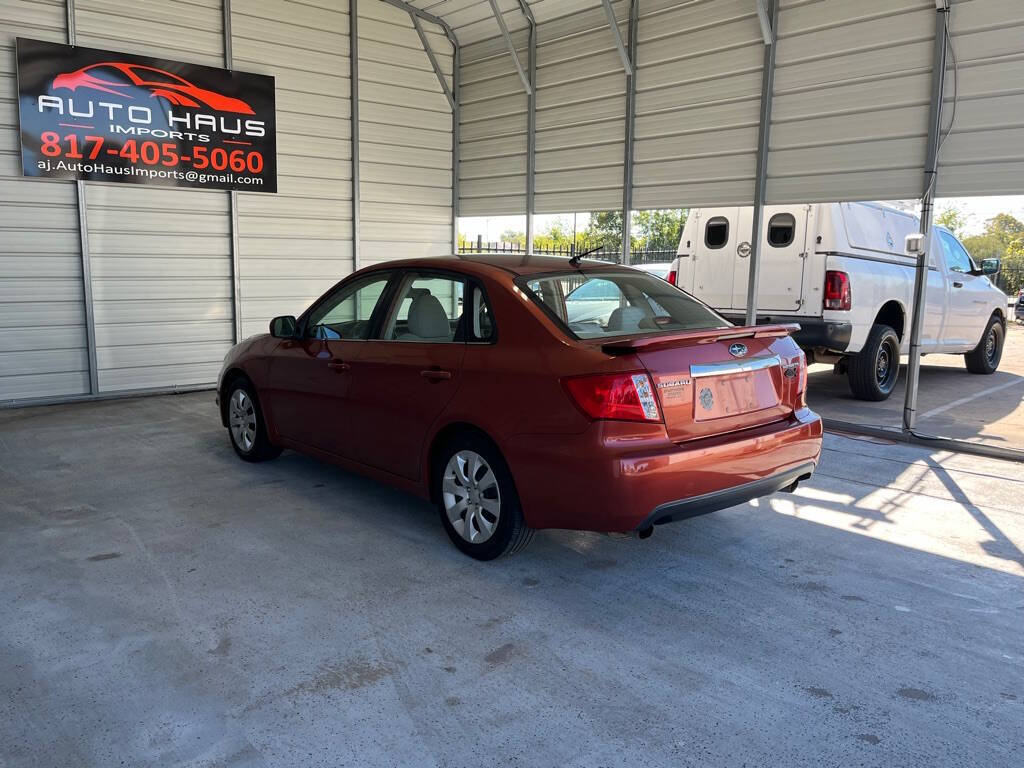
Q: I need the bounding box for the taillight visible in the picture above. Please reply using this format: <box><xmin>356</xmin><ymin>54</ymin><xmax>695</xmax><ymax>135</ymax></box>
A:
<box><xmin>824</xmin><ymin>270</ymin><xmax>851</xmax><ymax>310</ymax></box>
<box><xmin>563</xmin><ymin>372</ymin><xmax>662</xmax><ymax>423</ymax></box>
<box><xmin>796</xmin><ymin>351</ymin><xmax>807</xmax><ymax>408</ymax></box>
<box><xmin>666</xmin><ymin>270</ymin><xmax>677</xmax><ymax>285</ymax></box>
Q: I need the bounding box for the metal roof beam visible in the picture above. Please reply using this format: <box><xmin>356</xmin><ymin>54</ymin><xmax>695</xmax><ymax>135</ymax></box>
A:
<box><xmin>755</xmin><ymin>0</ymin><xmax>773</xmax><ymax>45</ymax></box>
<box><xmin>411</xmin><ymin>13</ymin><xmax>456</xmax><ymax>110</ymax></box>
<box><xmin>601</xmin><ymin>0</ymin><xmax>634</xmax><ymax>77</ymax></box>
<box><xmin>485</xmin><ymin>0</ymin><xmax>533</xmax><ymax>96</ymax></box>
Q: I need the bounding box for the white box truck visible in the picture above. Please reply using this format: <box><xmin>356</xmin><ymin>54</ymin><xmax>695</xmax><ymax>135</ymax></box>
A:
<box><xmin>668</xmin><ymin>202</ymin><xmax>1007</xmax><ymax>400</ymax></box>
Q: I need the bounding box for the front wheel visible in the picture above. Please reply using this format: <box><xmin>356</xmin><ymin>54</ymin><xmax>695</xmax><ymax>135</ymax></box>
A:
<box><xmin>225</xmin><ymin>378</ymin><xmax>282</xmax><ymax>462</ymax></box>
<box><xmin>434</xmin><ymin>433</ymin><xmax>534</xmax><ymax>560</ymax></box>
<box><xmin>847</xmin><ymin>323</ymin><xmax>901</xmax><ymax>401</ymax></box>
<box><xmin>965</xmin><ymin>315</ymin><xmax>1004</xmax><ymax>374</ymax></box>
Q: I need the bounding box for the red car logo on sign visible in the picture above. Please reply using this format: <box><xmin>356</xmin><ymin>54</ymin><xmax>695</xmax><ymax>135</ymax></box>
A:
<box><xmin>51</xmin><ymin>62</ymin><xmax>255</xmax><ymax>114</ymax></box>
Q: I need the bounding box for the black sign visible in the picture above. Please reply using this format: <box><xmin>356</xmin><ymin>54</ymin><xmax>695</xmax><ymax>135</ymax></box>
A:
<box><xmin>16</xmin><ymin>38</ymin><xmax>277</xmax><ymax>193</ymax></box>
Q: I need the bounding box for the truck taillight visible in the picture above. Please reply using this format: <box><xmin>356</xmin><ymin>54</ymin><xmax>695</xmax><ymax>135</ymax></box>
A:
<box><xmin>824</xmin><ymin>270</ymin><xmax>851</xmax><ymax>311</ymax></box>
<box><xmin>666</xmin><ymin>269</ymin><xmax>677</xmax><ymax>285</ymax></box>
<box><xmin>563</xmin><ymin>372</ymin><xmax>662</xmax><ymax>423</ymax></box>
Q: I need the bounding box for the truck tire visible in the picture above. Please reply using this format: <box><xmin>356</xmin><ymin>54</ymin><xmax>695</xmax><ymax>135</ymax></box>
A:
<box><xmin>965</xmin><ymin>315</ymin><xmax>1004</xmax><ymax>375</ymax></box>
<box><xmin>847</xmin><ymin>324</ymin><xmax>900</xmax><ymax>401</ymax></box>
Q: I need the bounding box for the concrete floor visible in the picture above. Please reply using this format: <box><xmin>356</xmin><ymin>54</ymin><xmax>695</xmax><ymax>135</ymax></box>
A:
<box><xmin>807</xmin><ymin>322</ymin><xmax>1024</xmax><ymax>449</ymax></box>
<box><xmin>1</xmin><ymin>393</ymin><xmax>1022</xmax><ymax>767</ymax></box>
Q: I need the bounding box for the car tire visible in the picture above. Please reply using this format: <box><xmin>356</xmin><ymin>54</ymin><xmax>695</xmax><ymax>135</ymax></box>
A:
<box><xmin>847</xmin><ymin>323</ymin><xmax>901</xmax><ymax>401</ymax></box>
<box><xmin>225</xmin><ymin>377</ymin><xmax>282</xmax><ymax>462</ymax></box>
<box><xmin>965</xmin><ymin>315</ymin><xmax>1004</xmax><ymax>375</ymax></box>
<box><xmin>434</xmin><ymin>432</ymin><xmax>534</xmax><ymax>560</ymax></box>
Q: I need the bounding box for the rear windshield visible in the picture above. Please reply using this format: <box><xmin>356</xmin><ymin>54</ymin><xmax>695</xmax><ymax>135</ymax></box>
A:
<box><xmin>518</xmin><ymin>270</ymin><xmax>729</xmax><ymax>340</ymax></box>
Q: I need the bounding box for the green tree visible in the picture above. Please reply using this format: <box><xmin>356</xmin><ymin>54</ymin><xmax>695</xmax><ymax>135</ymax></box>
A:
<box><xmin>582</xmin><ymin>210</ymin><xmax>623</xmax><ymax>252</ymax></box>
<box><xmin>634</xmin><ymin>209</ymin><xmax>688</xmax><ymax>251</ymax></box>
<box><xmin>499</xmin><ymin>228</ymin><xmax>526</xmax><ymax>247</ymax></box>
<box><xmin>935</xmin><ymin>205</ymin><xmax>968</xmax><ymax>238</ymax></box>
<box><xmin>961</xmin><ymin>212</ymin><xmax>1024</xmax><ymax>294</ymax></box>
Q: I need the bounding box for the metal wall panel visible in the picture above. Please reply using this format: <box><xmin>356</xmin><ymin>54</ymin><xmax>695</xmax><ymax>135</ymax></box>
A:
<box><xmin>231</xmin><ymin>0</ymin><xmax>354</xmax><ymax>338</ymax></box>
<box><xmin>936</xmin><ymin>0</ymin><xmax>1024</xmax><ymax>196</ymax></box>
<box><xmin>459</xmin><ymin>1</ymin><xmax>628</xmax><ymax>216</ymax></box>
<box><xmin>359</xmin><ymin>0</ymin><xmax>454</xmax><ymax>263</ymax></box>
<box><xmin>766</xmin><ymin>0</ymin><xmax>935</xmax><ymax>204</ymax></box>
<box><xmin>633</xmin><ymin>0</ymin><xmax>762</xmax><ymax>208</ymax></box>
<box><xmin>74</xmin><ymin>0</ymin><xmax>234</xmax><ymax>392</ymax></box>
<box><xmin>0</xmin><ymin>0</ymin><xmax>89</xmax><ymax>402</ymax></box>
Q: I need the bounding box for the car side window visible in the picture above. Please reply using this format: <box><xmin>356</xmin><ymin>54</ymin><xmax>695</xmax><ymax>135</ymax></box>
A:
<box><xmin>470</xmin><ymin>286</ymin><xmax>495</xmax><ymax>342</ymax></box>
<box><xmin>939</xmin><ymin>231</ymin><xmax>972</xmax><ymax>274</ymax></box>
<box><xmin>384</xmin><ymin>275</ymin><xmax>464</xmax><ymax>342</ymax></box>
<box><xmin>305</xmin><ymin>272</ymin><xmax>391</xmax><ymax>340</ymax></box>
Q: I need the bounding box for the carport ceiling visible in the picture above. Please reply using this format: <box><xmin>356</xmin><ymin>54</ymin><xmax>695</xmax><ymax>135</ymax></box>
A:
<box><xmin>387</xmin><ymin>0</ymin><xmax>1024</xmax><ymax>214</ymax></box>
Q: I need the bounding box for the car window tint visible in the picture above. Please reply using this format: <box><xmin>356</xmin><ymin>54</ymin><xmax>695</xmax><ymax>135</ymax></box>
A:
<box><xmin>385</xmin><ymin>275</ymin><xmax>464</xmax><ymax>342</ymax></box>
<box><xmin>306</xmin><ymin>273</ymin><xmax>391</xmax><ymax>340</ymax></box>
<box><xmin>522</xmin><ymin>271</ymin><xmax>728</xmax><ymax>339</ymax></box>
<box><xmin>940</xmin><ymin>231</ymin><xmax>972</xmax><ymax>274</ymax></box>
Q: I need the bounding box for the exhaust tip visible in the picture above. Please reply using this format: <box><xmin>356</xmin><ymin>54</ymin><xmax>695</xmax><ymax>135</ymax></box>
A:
<box><xmin>638</xmin><ymin>526</ymin><xmax>654</xmax><ymax>540</ymax></box>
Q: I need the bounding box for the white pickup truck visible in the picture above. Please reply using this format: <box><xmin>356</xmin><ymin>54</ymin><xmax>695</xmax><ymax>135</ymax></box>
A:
<box><xmin>668</xmin><ymin>202</ymin><xmax>1007</xmax><ymax>400</ymax></box>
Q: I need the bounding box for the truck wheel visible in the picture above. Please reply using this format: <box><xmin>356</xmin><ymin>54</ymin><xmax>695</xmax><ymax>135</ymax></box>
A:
<box><xmin>965</xmin><ymin>315</ymin><xmax>1004</xmax><ymax>374</ymax></box>
<box><xmin>847</xmin><ymin>324</ymin><xmax>900</xmax><ymax>401</ymax></box>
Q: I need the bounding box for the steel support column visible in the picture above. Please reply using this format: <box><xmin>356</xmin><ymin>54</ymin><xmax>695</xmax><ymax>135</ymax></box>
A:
<box><xmin>515</xmin><ymin>1</ymin><xmax>536</xmax><ymax>254</ymax></box>
<box><xmin>66</xmin><ymin>0</ymin><xmax>99</xmax><ymax>395</ymax></box>
<box><xmin>378</xmin><ymin>1</ymin><xmax>461</xmax><ymax>254</ymax></box>
<box><xmin>620</xmin><ymin>0</ymin><xmax>638</xmax><ymax>265</ymax></box>
<box><xmin>745</xmin><ymin>0</ymin><xmax>778</xmax><ymax>326</ymax></box>
<box><xmin>601</xmin><ymin>0</ymin><xmax>634</xmax><ymax>77</ymax></box>
<box><xmin>351</xmin><ymin>0</ymin><xmax>362</xmax><ymax>269</ymax></box>
<box><xmin>903</xmin><ymin>1</ymin><xmax>950</xmax><ymax>431</ymax></box>
<box><xmin>223</xmin><ymin>0</ymin><xmax>243</xmax><ymax>342</ymax></box>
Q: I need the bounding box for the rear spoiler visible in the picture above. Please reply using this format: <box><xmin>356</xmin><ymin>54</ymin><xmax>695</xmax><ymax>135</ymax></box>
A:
<box><xmin>601</xmin><ymin>323</ymin><xmax>800</xmax><ymax>355</ymax></box>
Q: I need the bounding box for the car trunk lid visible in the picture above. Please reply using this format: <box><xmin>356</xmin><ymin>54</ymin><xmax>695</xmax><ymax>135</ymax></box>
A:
<box><xmin>601</xmin><ymin>324</ymin><xmax>800</xmax><ymax>442</ymax></box>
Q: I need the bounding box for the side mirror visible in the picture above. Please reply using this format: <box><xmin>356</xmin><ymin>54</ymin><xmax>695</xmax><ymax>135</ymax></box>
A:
<box><xmin>269</xmin><ymin>315</ymin><xmax>299</xmax><ymax>338</ymax></box>
<box><xmin>980</xmin><ymin>258</ymin><xmax>1000</xmax><ymax>276</ymax></box>
<box><xmin>905</xmin><ymin>233</ymin><xmax>926</xmax><ymax>257</ymax></box>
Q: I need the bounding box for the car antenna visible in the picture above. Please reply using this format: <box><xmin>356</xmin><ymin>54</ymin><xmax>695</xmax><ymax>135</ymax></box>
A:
<box><xmin>568</xmin><ymin>245</ymin><xmax>605</xmax><ymax>266</ymax></box>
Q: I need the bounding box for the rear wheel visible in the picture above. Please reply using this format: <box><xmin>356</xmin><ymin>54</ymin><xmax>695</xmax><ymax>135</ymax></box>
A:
<box><xmin>847</xmin><ymin>323</ymin><xmax>900</xmax><ymax>401</ymax></box>
<box><xmin>965</xmin><ymin>315</ymin><xmax>1004</xmax><ymax>374</ymax></box>
<box><xmin>226</xmin><ymin>378</ymin><xmax>282</xmax><ymax>462</ymax></box>
<box><xmin>434</xmin><ymin>432</ymin><xmax>533</xmax><ymax>560</ymax></box>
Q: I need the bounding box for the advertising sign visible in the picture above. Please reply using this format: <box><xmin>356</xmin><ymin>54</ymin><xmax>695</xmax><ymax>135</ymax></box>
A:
<box><xmin>15</xmin><ymin>38</ymin><xmax>277</xmax><ymax>193</ymax></box>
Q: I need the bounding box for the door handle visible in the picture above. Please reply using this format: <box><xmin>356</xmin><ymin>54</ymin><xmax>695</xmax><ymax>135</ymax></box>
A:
<box><xmin>420</xmin><ymin>368</ymin><xmax>452</xmax><ymax>382</ymax></box>
<box><xmin>953</xmin><ymin>281</ymin><xmax>964</xmax><ymax>288</ymax></box>
<box><xmin>327</xmin><ymin>360</ymin><xmax>350</xmax><ymax>372</ymax></box>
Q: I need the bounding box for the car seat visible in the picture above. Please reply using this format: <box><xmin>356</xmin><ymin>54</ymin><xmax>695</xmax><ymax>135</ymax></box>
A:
<box><xmin>398</xmin><ymin>293</ymin><xmax>452</xmax><ymax>341</ymax></box>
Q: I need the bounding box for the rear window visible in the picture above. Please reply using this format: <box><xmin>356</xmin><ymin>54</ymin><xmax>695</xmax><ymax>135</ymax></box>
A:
<box><xmin>518</xmin><ymin>270</ymin><xmax>729</xmax><ymax>340</ymax></box>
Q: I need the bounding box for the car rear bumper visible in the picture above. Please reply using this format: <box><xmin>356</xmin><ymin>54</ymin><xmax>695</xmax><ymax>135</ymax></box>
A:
<box><xmin>505</xmin><ymin>407</ymin><xmax>823</xmax><ymax>533</ymax></box>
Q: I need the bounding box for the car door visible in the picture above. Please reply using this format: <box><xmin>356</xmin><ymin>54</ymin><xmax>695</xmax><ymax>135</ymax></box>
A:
<box><xmin>263</xmin><ymin>271</ymin><xmax>394</xmax><ymax>454</ymax></box>
<box><xmin>344</xmin><ymin>271</ymin><xmax>468</xmax><ymax>480</ymax></box>
<box><xmin>732</xmin><ymin>206</ymin><xmax>811</xmax><ymax>313</ymax></box>
<box><xmin>938</xmin><ymin>230</ymin><xmax>990</xmax><ymax>349</ymax></box>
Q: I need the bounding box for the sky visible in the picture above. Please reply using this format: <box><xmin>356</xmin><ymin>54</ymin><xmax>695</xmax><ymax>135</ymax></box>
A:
<box><xmin>459</xmin><ymin>196</ymin><xmax>1024</xmax><ymax>241</ymax></box>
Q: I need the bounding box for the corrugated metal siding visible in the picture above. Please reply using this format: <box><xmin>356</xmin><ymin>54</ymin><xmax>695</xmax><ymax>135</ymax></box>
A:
<box><xmin>360</xmin><ymin>0</ymin><xmax>454</xmax><ymax>262</ymax></box>
<box><xmin>633</xmin><ymin>0</ymin><xmax>763</xmax><ymax>209</ymax></box>
<box><xmin>232</xmin><ymin>0</ymin><xmax>354</xmax><ymax>339</ymax></box>
<box><xmin>766</xmin><ymin>0</ymin><xmax>935</xmax><ymax>204</ymax></box>
<box><xmin>460</xmin><ymin>1</ymin><xmax>628</xmax><ymax>215</ymax></box>
<box><xmin>74</xmin><ymin>0</ymin><xmax>234</xmax><ymax>392</ymax></box>
<box><xmin>0</xmin><ymin>0</ymin><xmax>89</xmax><ymax>401</ymax></box>
<box><xmin>936</xmin><ymin>0</ymin><xmax>1024</xmax><ymax>196</ymax></box>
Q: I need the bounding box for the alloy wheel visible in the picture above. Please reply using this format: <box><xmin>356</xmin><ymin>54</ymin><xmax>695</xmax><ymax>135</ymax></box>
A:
<box><xmin>442</xmin><ymin>450</ymin><xmax>501</xmax><ymax>543</ymax></box>
<box><xmin>229</xmin><ymin>388</ymin><xmax>257</xmax><ymax>453</ymax></box>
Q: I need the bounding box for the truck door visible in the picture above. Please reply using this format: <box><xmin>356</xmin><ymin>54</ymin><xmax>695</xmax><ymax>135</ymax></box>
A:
<box><xmin>938</xmin><ymin>229</ymin><xmax>989</xmax><ymax>348</ymax></box>
<box><xmin>732</xmin><ymin>205</ymin><xmax>810</xmax><ymax>313</ymax></box>
<box><xmin>690</xmin><ymin>207</ymin><xmax>739</xmax><ymax>310</ymax></box>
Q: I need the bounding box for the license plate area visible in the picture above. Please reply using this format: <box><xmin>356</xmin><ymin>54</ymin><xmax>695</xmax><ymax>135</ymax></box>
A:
<box><xmin>691</xmin><ymin>358</ymin><xmax>781</xmax><ymax>422</ymax></box>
